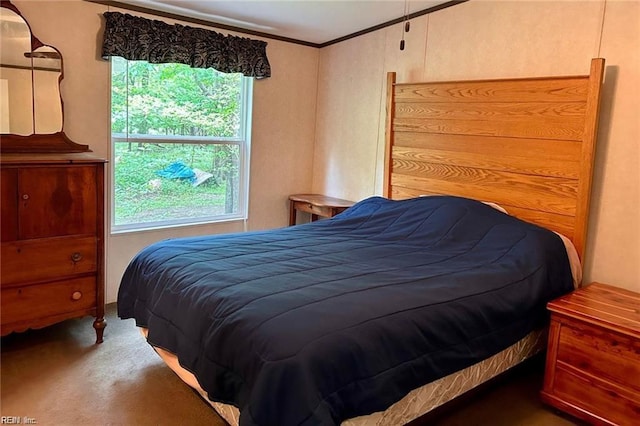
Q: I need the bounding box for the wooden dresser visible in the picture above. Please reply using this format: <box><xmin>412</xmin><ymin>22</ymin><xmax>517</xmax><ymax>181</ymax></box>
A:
<box><xmin>1</xmin><ymin>153</ymin><xmax>106</xmax><ymax>343</ymax></box>
<box><xmin>541</xmin><ymin>282</ymin><xmax>640</xmax><ymax>425</ymax></box>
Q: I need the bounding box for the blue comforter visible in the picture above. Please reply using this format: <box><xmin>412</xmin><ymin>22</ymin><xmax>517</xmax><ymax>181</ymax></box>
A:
<box><xmin>118</xmin><ymin>196</ymin><xmax>574</xmax><ymax>425</ymax></box>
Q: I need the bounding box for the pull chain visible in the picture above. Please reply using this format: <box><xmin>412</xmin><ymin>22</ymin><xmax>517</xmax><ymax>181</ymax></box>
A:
<box><xmin>400</xmin><ymin>0</ymin><xmax>411</xmax><ymax>50</ymax></box>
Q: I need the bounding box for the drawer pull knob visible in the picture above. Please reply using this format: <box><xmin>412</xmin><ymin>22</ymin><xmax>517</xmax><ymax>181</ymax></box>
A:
<box><xmin>22</xmin><ymin>194</ymin><xmax>29</xmax><ymax>200</ymax></box>
<box><xmin>71</xmin><ymin>252</ymin><xmax>83</xmax><ymax>262</ymax></box>
<box><xmin>71</xmin><ymin>291</ymin><xmax>82</xmax><ymax>301</ymax></box>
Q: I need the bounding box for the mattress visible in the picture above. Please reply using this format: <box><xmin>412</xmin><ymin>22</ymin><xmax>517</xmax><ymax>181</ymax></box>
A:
<box><xmin>146</xmin><ymin>227</ymin><xmax>580</xmax><ymax>425</ymax></box>
<box><xmin>147</xmin><ymin>328</ymin><xmax>547</xmax><ymax>426</ymax></box>
<box><xmin>118</xmin><ymin>195</ymin><xmax>576</xmax><ymax>425</ymax></box>
<box><xmin>144</xmin><ymin>217</ymin><xmax>580</xmax><ymax>425</ymax></box>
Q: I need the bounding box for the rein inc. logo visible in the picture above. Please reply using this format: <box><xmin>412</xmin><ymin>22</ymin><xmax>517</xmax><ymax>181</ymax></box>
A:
<box><xmin>1</xmin><ymin>417</ymin><xmax>37</xmax><ymax>424</ymax></box>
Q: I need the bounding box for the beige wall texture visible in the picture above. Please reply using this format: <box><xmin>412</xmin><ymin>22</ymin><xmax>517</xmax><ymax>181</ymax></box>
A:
<box><xmin>10</xmin><ymin>0</ymin><xmax>639</xmax><ymax>300</ymax></box>
<box><xmin>13</xmin><ymin>0</ymin><xmax>319</xmax><ymax>302</ymax></box>
<box><xmin>313</xmin><ymin>0</ymin><xmax>640</xmax><ymax>292</ymax></box>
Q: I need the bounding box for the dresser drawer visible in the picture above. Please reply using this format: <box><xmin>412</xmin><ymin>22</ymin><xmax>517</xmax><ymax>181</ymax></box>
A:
<box><xmin>553</xmin><ymin>365</ymin><xmax>640</xmax><ymax>425</ymax></box>
<box><xmin>557</xmin><ymin>321</ymin><xmax>640</xmax><ymax>392</ymax></box>
<box><xmin>1</xmin><ymin>276</ymin><xmax>97</xmax><ymax>327</ymax></box>
<box><xmin>1</xmin><ymin>236</ymin><xmax>97</xmax><ymax>286</ymax></box>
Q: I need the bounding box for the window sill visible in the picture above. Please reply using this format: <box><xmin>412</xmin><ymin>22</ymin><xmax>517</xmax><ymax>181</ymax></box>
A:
<box><xmin>110</xmin><ymin>215</ymin><xmax>247</xmax><ymax>236</ymax></box>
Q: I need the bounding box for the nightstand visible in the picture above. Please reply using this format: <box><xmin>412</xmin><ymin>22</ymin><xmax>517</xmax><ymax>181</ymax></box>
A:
<box><xmin>541</xmin><ymin>282</ymin><xmax>640</xmax><ymax>425</ymax></box>
<box><xmin>288</xmin><ymin>194</ymin><xmax>354</xmax><ymax>226</ymax></box>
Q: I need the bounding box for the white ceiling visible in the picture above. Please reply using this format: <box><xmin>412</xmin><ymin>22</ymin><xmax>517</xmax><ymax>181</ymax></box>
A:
<box><xmin>117</xmin><ymin>0</ymin><xmax>454</xmax><ymax>45</ymax></box>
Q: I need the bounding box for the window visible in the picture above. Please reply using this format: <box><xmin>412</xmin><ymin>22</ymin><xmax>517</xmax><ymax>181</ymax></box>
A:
<box><xmin>110</xmin><ymin>57</ymin><xmax>252</xmax><ymax>232</ymax></box>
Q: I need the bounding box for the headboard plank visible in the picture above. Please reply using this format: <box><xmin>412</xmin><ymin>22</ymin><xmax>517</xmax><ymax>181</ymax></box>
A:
<box><xmin>395</xmin><ymin>77</ymin><xmax>589</xmax><ymax>103</ymax></box>
<box><xmin>393</xmin><ymin>142</ymin><xmax>580</xmax><ymax>178</ymax></box>
<box><xmin>391</xmin><ymin>172</ymin><xmax>577</xmax><ymax>216</ymax></box>
<box><xmin>395</xmin><ymin>102</ymin><xmax>586</xmax><ymax>120</ymax></box>
<box><xmin>394</xmin><ymin>133</ymin><xmax>582</xmax><ymax>161</ymax></box>
<box><xmin>394</xmin><ymin>117</ymin><xmax>584</xmax><ymax>141</ymax></box>
<box><xmin>384</xmin><ymin>59</ymin><xmax>605</xmax><ymax>260</ymax></box>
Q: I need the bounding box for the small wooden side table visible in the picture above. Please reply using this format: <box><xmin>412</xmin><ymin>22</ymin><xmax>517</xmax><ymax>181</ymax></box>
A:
<box><xmin>289</xmin><ymin>194</ymin><xmax>354</xmax><ymax>226</ymax></box>
<box><xmin>541</xmin><ymin>282</ymin><xmax>640</xmax><ymax>425</ymax></box>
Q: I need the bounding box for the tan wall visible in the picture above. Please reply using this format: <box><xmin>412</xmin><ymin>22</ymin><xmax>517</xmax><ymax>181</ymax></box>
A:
<box><xmin>314</xmin><ymin>0</ymin><xmax>640</xmax><ymax>292</ymax></box>
<box><xmin>14</xmin><ymin>0</ymin><xmax>319</xmax><ymax>302</ymax></box>
<box><xmin>12</xmin><ymin>0</ymin><xmax>638</xmax><ymax>300</ymax></box>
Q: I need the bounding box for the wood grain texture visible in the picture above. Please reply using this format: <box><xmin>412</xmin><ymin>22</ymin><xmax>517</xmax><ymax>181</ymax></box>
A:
<box><xmin>288</xmin><ymin>194</ymin><xmax>354</xmax><ymax>208</ymax></box>
<box><xmin>541</xmin><ymin>283</ymin><xmax>640</xmax><ymax>426</ymax></box>
<box><xmin>573</xmin><ymin>58</ymin><xmax>605</xmax><ymax>260</ymax></box>
<box><xmin>0</xmin><ymin>154</ymin><xmax>106</xmax><ymax>343</ymax></box>
<box><xmin>17</xmin><ymin>165</ymin><xmax>97</xmax><ymax>239</ymax></box>
<box><xmin>394</xmin><ymin>77</ymin><xmax>589</xmax><ymax>103</ymax></box>
<box><xmin>288</xmin><ymin>194</ymin><xmax>354</xmax><ymax>226</ymax></box>
<box><xmin>384</xmin><ymin>58</ymin><xmax>605</xmax><ymax>259</ymax></box>
<box><xmin>383</xmin><ymin>72</ymin><xmax>396</xmax><ymax>198</ymax></box>
<box><xmin>394</xmin><ymin>133</ymin><xmax>582</xmax><ymax>162</ymax></box>
<box><xmin>393</xmin><ymin>117</ymin><xmax>585</xmax><ymax>140</ymax></box>
<box><xmin>547</xmin><ymin>282</ymin><xmax>640</xmax><ymax>338</ymax></box>
<box><xmin>550</xmin><ymin>365</ymin><xmax>639</xmax><ymax>425</ymax></box>
<box><xmin>395</xmin><ymin>101</ymin><xmax>586</xmax><ymax>120</ymax></box>
<box><xmin>1</xmin><ymin>236</ymin><xmax>98</xmax><ymax>286</ymax></box>
<box><xmin>557</xmin><ymin>323</ymin><xmax>640</xmax><ymax>393</ymax></box>
<box><xmin>391</xmin><ymin>170</ymin><xmax>577</xmax><ymax>216</ymax></box>
<box><xmin>392</xmin><ymin>145</ymin><xmax>579</xmax><ymax>178</ymax></box>
<box><xmin>542</xmin><ymin>319</ymin><xmax>563</xmax><ymax>394</ymax></box>
<box><xmin>0</xmin><ymin>276</ymin><xmax>97</xmax><ymax>328</ymax></box>
<box><xmin>0</xmin><ymin>168</ymin><xmax>18</xmax><ymax>242</ymax></box>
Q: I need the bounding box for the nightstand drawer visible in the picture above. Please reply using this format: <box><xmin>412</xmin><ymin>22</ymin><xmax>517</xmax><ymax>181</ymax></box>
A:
<box><xmin>557</xmin><ymin>321</ymin><xmax>640</xmax><ymax>392</ymax></box>
<box><xmin>553</xmin><ymin>365</ymin><xmax>640</xmax><ymax>425</ymax></box>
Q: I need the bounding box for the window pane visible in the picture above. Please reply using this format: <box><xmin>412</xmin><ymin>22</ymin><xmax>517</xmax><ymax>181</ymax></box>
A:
<box><xmin>111</xmin><ymin>56</ymin><xmax>251</xmax><ymax>231</ymax></box>
<box><xmin>113</xmin><ymin>142</ymin><xmax>241</xmax><ymax>226</ymax></box>
<box><xmin>111</xmin><ymin>57</ymin><xmax>242</xmax><ymax>138</ymax></box>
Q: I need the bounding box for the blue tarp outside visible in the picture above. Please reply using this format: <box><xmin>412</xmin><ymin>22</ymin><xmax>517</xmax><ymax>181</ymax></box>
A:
<box><xmin>156</xmin><ymin>161</ymin><xmax>196</xmax><ymax>184</ymax></box>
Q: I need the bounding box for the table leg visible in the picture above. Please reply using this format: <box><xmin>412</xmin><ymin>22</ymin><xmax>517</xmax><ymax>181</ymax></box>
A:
<box><xmin>289</xmin><ymin>201</ymin><xmax>296</xmax><ymax>226</ymax></box>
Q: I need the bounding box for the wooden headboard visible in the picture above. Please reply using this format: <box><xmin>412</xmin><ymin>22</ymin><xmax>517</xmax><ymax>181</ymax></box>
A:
<box><xmin>383</xmin><ymin>58</ymin><xmax>605</xmax><ymax>260</ymax></box>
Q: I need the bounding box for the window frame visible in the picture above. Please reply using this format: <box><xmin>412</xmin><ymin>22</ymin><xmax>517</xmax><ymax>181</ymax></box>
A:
<box><xmin>109</xmin><ymin>64</ymin><xmax>253</xmax><ymax>234</ymax></box>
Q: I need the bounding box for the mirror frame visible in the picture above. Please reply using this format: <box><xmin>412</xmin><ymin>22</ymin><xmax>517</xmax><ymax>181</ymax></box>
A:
<box><xmin>0</xmin><ymin>0</ymin><xmax>89</xmax><ymax>153</ymax></box>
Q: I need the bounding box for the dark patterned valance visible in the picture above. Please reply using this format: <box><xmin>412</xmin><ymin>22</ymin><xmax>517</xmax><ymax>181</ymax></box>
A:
<box><xmin>101</xmin><ymin>12</ymin><xmax>271</xmax><ymax>79</ymax></box>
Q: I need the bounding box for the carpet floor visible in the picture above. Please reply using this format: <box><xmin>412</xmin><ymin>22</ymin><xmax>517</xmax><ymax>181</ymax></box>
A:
<box><xmin>1</xmin><ymin>304</ymin><xmax>579</xmax><ymax>426</ymax></box>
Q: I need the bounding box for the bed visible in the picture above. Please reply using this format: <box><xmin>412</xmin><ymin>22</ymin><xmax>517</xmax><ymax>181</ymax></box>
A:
<box><xmin>117</xmin><ymin>58</ymin><xmax>605</xmax><ymax>426</ymax></box>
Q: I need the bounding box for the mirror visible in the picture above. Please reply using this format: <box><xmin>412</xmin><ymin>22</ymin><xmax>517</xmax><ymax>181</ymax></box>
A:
<box><xmin>0</xmin><ymin>0</ymin><xmax>88</xmax><ymax>153</ymax></box>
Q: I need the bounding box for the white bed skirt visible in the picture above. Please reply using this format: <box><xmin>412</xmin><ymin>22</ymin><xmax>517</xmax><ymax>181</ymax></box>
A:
<box><xmin>144</xmin><ymin>328</ymin><xmax>547</xmax><ymax>426</ymax></box>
